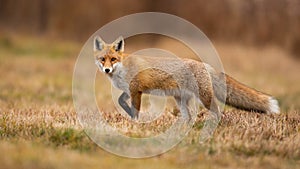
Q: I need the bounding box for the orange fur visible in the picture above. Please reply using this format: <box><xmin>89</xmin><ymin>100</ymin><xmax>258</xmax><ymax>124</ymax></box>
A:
<box><xmin>93</xmin><ymin>36</ymin><xmax>280</xmax><ymax>119</ymax></box>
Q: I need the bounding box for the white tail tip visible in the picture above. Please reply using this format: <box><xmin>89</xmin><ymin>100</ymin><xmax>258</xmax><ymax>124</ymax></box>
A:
<box><xmin>268</xmin><ymin>97</ymin><xmax>280</xmax><ymax>114</ymax></box>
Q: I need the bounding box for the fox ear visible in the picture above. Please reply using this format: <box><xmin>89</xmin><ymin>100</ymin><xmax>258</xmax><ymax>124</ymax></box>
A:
<box><xmin>112</xmin><ymin>36</ymin><xmax>124</xmax><ymax>52</ymax></box>
<box><xmin>94</xmin><ymin>36</ymin><xmax>105</xmax><ymax>52</ymax></box>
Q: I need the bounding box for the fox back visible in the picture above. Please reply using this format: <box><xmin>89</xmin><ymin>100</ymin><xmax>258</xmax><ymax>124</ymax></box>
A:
<box><xmin>93</xmin><ymin>36</ymin><xmax>280</xmax><ymax>119</ymax></box>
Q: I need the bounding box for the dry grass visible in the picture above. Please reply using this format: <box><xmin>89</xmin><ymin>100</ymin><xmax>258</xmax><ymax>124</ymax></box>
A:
<box><xmin>0</xmin><ymin>33</ymin><xmax>300</xmax><ymax>169</ymax></box>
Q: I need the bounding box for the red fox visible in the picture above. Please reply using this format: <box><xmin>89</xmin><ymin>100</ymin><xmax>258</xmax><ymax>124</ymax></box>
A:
<box><xmin>93</xmin><ymin>36</ymin><xmax>280</xmax><ymax>119</ymax></box>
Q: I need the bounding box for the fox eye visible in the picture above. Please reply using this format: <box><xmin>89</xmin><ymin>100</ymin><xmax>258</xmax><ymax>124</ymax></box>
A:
<box><xmin>100</xmin><ymin>57</ymin><xmax>105</xmax><ymax>62</ymax></box>
<box><xmin>111</xmin><ymin>57</ymin><xmax>117</xmax><ymax>61</ymax></box>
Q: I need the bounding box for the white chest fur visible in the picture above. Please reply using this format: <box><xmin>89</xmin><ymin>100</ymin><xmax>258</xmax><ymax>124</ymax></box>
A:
<box><xmin>108</xmin><ymin>63</ymin><xmax>129</xmax><ymax>94</ymax></box>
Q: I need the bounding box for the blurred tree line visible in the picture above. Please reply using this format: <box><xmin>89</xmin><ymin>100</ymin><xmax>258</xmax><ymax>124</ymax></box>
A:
<box><xmin>0</xmin><ymin>0</ymin><xmax>299</xmax><ymax>56</ymax></box>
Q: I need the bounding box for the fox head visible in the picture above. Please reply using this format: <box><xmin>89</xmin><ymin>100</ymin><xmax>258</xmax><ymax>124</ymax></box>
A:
<box><xmin>93</xmin><ymin>36</ymin><xmax>125</xmax><ymax>74</ymax></box>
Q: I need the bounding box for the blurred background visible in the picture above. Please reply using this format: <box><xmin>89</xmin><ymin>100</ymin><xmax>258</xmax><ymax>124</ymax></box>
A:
<box><xmin>0</xmin><ymin>1</ymin><xmax>300</xmax><ymax>169</ymax></box>
<box><xmin>0</xmin><ymin>0</ymin><xmax>299</xmax><ymax>109</ymax></box>
<box><xmin>0</xmin><ymin>0</ymin><xmax>299</xmax><ymax>57</ymax></box>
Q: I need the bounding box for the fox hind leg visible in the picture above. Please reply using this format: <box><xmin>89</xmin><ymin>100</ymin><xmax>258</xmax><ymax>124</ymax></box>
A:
<box><xmin>198</xmin><ymin>90</ymin><xmax>222</xmax><ymax>119</ymax></box>
<box><xmin>130</xmin><ymin>91</ymin><xmax>142</xmax><ymax>119</ymax></box>
<box><xmin>174</xmin><ymin>96</ymin><xmax>192</xmax><ymax>121</ymax></box>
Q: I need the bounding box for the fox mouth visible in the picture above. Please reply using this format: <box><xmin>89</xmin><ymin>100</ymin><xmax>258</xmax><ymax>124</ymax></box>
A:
<box><xmin>94</xmin><ymin>61</ymin><xmax>113</xmax><ymax>74</ymax></box>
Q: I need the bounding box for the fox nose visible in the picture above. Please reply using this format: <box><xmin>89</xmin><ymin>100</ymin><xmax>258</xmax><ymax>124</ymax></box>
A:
<box><xmin>105</xmin><ymin>68</ymin><xmax>110</xmax><ymax>73</ymax></box>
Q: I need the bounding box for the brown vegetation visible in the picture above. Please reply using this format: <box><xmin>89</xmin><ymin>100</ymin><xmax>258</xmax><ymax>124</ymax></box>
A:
<box><xmin>0</xmin><ymin>0</ymin><xmax>299</xmax><ymax>57</ymax></box>
<box><xmin>0</xmin><ymin>1</ymin><xmax>299</xmax><ymax>168</ymax></box>
<box><xmin>0</xmin><ymin>32</ymin><xmax>299</xmax><ymax>168</ymax></box>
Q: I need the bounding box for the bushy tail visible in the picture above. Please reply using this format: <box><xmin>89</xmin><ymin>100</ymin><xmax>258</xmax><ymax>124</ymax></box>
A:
<box><xmin>212</xmin><ymin>73</ymin><xmax>280</xmax><ymax>114</ymax></box>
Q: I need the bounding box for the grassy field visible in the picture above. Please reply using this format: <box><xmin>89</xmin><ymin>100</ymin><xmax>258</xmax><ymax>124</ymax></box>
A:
<box><xmin>0</xmin><ymin>33</ymin><xmax>300</xmax><ymax>169</ymax></box>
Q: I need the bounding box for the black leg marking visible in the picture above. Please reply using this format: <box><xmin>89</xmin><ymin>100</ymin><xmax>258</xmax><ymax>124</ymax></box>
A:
<box><xmin>118</xmin><ymin>92</ymin><xmax>134</xmax><ymax>118</ymax></box>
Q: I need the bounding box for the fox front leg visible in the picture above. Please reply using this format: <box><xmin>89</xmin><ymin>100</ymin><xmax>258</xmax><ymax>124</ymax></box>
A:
<box><xmin>130</xmin><ymin>91</ymin><xmax>142</xmax><ymax>119</ymax></box>
<box><xmin>118</xmin><ymin>92</ymin><xmax>135</xmax><ymax>118</ymax></box>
